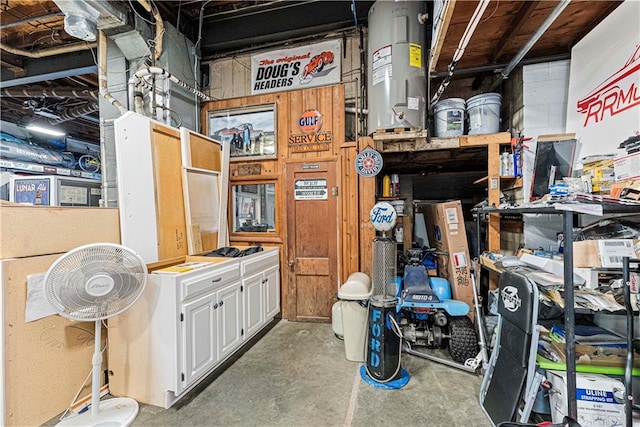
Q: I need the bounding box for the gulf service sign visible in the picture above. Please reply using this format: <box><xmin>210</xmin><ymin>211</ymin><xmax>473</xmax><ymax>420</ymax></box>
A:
<box><xmin>251</xmin><ymin>40</ymin><xmax>341</xmax><ymax>95</ymax></box>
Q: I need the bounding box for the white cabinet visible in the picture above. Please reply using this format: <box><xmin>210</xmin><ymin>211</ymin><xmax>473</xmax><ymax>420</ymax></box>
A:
<box><xmin>109</xmin><ymin>248</ymin><xmax>279</xmax><ymax>409</ymax></box>
<box><xmin>183</xmin><ymin>291</ymin><xmax>218</xmax><ymax>390</ymax></box>
<box><xmin>241</xmin><ymin>249</ymin><xmax>281</xmax><ymax>340</ymax></box>
<box><xmin>182</xmin><ymin>279</ymin><xmax>242</xmax><ymax>391</ymax></box>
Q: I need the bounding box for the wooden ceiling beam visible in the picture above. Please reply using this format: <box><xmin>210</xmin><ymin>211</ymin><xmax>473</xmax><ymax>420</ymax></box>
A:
<box><xmin>0</xmin><ymin>1</ymin><xmax>58</xmax><ymax>26</ymax></box>
<box><xmin>491</xmin><ymin>1</ymin><xmax>539</xmax><ymax>63</ymax></box>
<box><xmin>569</xmin><ymin>1</ymin><xmax>624</xmax><ymax>48</ymax></box>
<box><xmin>429</xmin><ymin>0</ymin><xmax>456</xmax><ymax>74</ymax></box>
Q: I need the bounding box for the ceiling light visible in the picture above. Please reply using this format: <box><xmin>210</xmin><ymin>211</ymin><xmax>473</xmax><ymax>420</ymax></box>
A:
<box><xmin>26</xmin><ymin>124</ymin><xmax>66</xmax><ymax>137</ymax></box>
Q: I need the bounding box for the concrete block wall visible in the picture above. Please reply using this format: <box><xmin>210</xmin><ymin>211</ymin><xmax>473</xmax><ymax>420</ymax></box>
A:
<box><xmin>520</xmin><ymin>60</ymin><xmax>571</xmax><ymax>251</ymax></box>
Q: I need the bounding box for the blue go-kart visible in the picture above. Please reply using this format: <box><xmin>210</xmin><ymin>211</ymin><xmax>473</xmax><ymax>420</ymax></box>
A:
<box><xmin>397</xmin><ymin>248</ymin><xmax>480</xmax><ymax>371</ymax></box>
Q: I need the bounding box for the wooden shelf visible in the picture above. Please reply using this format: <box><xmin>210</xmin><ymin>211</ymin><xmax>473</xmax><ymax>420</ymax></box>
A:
<box><xmin>473</xmin><ymin>176</ymin><xmax>523</xmax><ymax>190</ymax></box>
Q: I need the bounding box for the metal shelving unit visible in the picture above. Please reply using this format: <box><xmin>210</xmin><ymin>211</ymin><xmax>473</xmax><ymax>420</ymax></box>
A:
<box><xmin>475</xmin><ymin>203</ymin><xmax>640</xmax><ymax>420</ymax></box>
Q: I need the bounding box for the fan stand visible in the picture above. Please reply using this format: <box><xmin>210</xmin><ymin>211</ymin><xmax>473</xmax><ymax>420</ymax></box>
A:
<box><xmin>57</xmin><ymin>320</ymin><xmax>139</xmax><ymax>427</ymax></box>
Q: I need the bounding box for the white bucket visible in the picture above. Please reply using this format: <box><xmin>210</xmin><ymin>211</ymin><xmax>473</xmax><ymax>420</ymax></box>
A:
<box><xmin>433</xmin><ymin>98</ymin><xmax>465</xmax><ymax>137</ymax></box>
<box><xmin>467</xmin><ymin>93</ymin><xmax>502</xmax><ymax>135</ymax></box>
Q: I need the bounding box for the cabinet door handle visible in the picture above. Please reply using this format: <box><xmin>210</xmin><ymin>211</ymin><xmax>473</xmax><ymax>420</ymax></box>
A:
<box><xmin>212</xmin><ymin>277</ymin><xmax>222</xmax><ymax>283</ymax></box>
<box><xmin>214</xmin><ymin>303</ymin><xmax>218</xmax><ymax>309</ymax></box>
<box><xmin>219</xmin><ymin>300</ymin><xmax>224</xmax><ymax>306</ymax></box>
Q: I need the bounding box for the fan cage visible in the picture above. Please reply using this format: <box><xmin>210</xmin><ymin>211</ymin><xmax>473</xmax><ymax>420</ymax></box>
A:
<box><xmin>44</xmin><ymin>243</ymin><xmax>147</xmax><ymax>321</ymax></box>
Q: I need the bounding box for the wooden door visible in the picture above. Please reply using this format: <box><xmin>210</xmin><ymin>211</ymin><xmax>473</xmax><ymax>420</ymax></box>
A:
<box><xmin>286</xmin><ymin>160</ymin><xmax>339</xmax><ymax>322</ymax></box>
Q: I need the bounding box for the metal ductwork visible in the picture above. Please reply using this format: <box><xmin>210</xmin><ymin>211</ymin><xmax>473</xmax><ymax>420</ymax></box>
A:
<box><xmin>53</xmin><ymin>0</ymin><xmax>152</xmax><ymax>60</ymax></box>
<box><xmin>52</xmin><ymin>0</ymin><xmax>128</xmax><ymax>40</ymax></box>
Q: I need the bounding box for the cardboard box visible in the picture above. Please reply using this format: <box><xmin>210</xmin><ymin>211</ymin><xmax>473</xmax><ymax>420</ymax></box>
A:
<box><xmin>549</xmin><ymin>342</ymin><xmax>640</xmax><ymax>368</ymax></box>
<box><xmin>0</xmin><ymin>204</ymin><xmax>120</xmax><ymax>258</ymax></box>
<box><xmin>614</xmin><ymin>151</ymin><xmax>640</xmax><ymax>182</ymax></box>
<box><xmin>548</xmin><ymin>370</ymin><xmax>625</xmax><ymax>426</ymax></box>
<box><xmin>1</xmin><ymin>254</ymin><xmax>105</xmax><ymax>426</ymax></box>
<box><xmin>609</xmin><ymin>179</ymin><xmax>640</xmax><ymax>199</ymax></box>
<box><xmin>573</xmin><ymin>239</ymin><xmax>640</xmax><ymax>268</ymax></box>
<box><xmin>583</xmin><ymin>158</ymin><xmax>615</xmax><ymax>194</ymax></box>
<box><xmin>423</xmin><ymin>201</ymin><xmax>474</xmax><ymax>312</ymax></box>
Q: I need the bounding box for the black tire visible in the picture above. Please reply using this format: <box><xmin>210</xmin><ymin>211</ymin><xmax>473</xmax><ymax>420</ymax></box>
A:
<box><xmin>448</xmin><ymin>316</ymin><xmax>478</xmax><ymax>363</ymax></box>
<box><xmin>316</xmin><ymin>58</ymin><xmax>324</xmax><ymax>72</ymax></box>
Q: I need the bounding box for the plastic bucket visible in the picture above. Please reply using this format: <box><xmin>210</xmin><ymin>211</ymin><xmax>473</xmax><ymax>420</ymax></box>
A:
<box><xmin>467</xmin><ymin>93</ymin><xmax>501</xmax><ymax>135</ymax></box>
<box><xmin>433</xmin><ymin>98</ymin><xmax>465</xmax><ymax>137</ymax></box>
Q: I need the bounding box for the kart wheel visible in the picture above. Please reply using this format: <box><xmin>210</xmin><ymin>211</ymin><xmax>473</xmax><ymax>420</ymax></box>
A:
<box><xmin>317</xmin><ymin>58</ymin><xmax>324</xmax><ymax>72</ymax></box>
<box><xmin>448</xmin><ymin>316</ymin><xmax>478</xmax><ymax>363</ymax></box>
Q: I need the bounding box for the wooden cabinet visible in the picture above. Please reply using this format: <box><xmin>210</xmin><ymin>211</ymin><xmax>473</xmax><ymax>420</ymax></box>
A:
<box><xmin>108</xmin><ymin>247</ymin><xmax>279</xmax><ymax>408</ymax></box>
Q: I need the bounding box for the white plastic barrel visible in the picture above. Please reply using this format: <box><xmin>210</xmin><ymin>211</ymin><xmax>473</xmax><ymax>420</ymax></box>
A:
<box><xmin>467</xmin><ymin>93</ymin><xmax>502</xmax><ymax>135</ymax></box>
<box><xmin>338</xmin><ymin>272</ymin><xmax>372</xmax><ymax>362</ymax></box>
<box><xmin>433</xmin><ymin>98</ymin><xmax>465</xmax><ymax>137</ymax></box>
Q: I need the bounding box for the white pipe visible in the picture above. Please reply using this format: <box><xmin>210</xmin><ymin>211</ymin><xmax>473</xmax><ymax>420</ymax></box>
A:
<box><xmin>492</xmin><ymin>0</ymin><xmax>571</xmax><ymax>90</ymax></box>
<box><xmin>128</xmin><ymin>66</ymin><xmax>212</xmax><ymax>109</ymax></box>
<box><xmin>0</xmin><ymin>41</ymin><xmax>96</xmax><ymax>58</ymax></box>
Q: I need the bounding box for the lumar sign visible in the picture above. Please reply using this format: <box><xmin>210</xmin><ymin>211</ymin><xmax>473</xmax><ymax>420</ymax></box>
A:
<box><xmin>289</xmin><ymin>109</ymin><xmax>332</xmax><ymax>153</ymax></box>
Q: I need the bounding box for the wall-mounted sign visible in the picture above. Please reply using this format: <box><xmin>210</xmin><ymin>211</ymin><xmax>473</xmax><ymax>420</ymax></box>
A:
<box><xmin>299</xmin><ymin>109</ymin><xmax>323</xmax><ymax>134</ymax></box>
<box><xmin>251</xmin><ymin>39</ymin><xmax>341</xmax><ymax>95</ymax></box>
<box><xmin>294</xmin><ymin>179</ymin><xmax>327</xmax><ymax>200</ymax></box>
<box><xmin>13</xmin><ymin>178</ymin><xmax>50</xmax><ymax>205</ymax></box>
<box><xmin>289</xmin><ymin>109</ymin><xmax>332</xmax><ymax>153</ymax></box>
<box><xmin>370</xmin><ymin>202</ymin><xmax>397</xmax><ymax>232</ymax></box>
<box><xmin>354</xmin><ymin>148</ymin><xmax>384</xmax><ymax>177</ymax></box>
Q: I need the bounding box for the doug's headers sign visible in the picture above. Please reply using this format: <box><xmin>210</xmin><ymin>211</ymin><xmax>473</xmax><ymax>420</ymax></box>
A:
<box><xmin>251</xmin><ymin>40</ymin><xmax>341</xmax><ymax>95</ymax></box>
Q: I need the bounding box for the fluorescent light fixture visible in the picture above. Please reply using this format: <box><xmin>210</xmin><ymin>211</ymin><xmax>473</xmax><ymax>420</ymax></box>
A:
<box><xmin>26</xmin><ymin>124</ymin><xmax>66</xmax><ymax>137</ymax></box>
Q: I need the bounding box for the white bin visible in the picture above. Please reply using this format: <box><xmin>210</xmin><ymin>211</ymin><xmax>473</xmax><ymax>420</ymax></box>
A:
<box><xmin>338</xmin><ymin>272</ymin><xmax>372</xmax><ymax>362</ymax></box>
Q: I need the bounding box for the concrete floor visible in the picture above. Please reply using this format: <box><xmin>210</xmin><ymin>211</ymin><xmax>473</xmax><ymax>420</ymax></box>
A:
<box><xmin>131</xmin><ymin>320</ymin><xmax>490</xmax><ymax>427</ymax></box>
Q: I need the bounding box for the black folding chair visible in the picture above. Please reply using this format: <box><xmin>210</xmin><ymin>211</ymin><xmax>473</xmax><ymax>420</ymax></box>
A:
<box><xmin>480</xmin><ymin>270</ymin><xmax>542</xmax><ymax>426</ymax></box>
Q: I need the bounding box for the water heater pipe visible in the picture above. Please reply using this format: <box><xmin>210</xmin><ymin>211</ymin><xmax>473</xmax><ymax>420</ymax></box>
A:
<box><xmin>489</xmin><ymin>0</ymin><xmax>571</xmax><ymax>91</ymax></box>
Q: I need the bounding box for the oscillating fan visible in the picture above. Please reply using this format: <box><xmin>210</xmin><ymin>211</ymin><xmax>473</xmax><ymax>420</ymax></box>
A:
<box><xmin>44</xmin><ymin>243</ymin><xmax>148</xmax><ymax>427</ymax></box>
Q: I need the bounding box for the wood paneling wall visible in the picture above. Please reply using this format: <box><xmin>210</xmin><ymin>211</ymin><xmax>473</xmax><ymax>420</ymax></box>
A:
<box><xmin>202</xmin><ymin>84</ymin><xmax>369</xmax><ymax>320</ymax></box>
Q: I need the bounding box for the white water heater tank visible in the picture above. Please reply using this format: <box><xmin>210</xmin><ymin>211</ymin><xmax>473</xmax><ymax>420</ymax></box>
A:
<box><xmin>367</xmin><ymin>0</ymin><xmax>426</xmax><ymax>131</ymax></box>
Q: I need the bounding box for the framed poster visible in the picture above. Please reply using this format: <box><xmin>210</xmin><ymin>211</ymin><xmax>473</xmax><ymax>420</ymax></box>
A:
<box><xmin>208</xmin><ymin>104</ymin><xmax>277</xmax><ymax>160</ymax></box>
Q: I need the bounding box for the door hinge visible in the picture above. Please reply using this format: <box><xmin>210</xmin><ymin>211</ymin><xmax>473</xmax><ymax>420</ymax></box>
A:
<box><xmin>241</xmin><ymin>328</ymin><xmax>244</xmax><ymax>336</ymax></box>
<box><xmin>241</xmin><ymin>285</ymin><xmax>243</xmax><ymax>292</ymax></box>
<box><xmin>181</xmin><ymin>372</ymin><xmax>185</xmax><ymax>381</ymax></box>
<box><xmin>332</xmin><ymin>186</ymin><xmax>338</xmax><ymax>196</ymax></box>
<box><xmin>180</xmin><ymin>313</ymin><xmax>184</xmax><ymax>321</ymax></box>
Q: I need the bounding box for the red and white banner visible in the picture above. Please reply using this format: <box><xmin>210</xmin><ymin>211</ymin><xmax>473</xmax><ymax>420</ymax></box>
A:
<box><xmin>566</xmin><ymin>1</ymin><xmax>640</xmax><ymax>159</ymax></box>
<box><xmin>251</xmin><ymin>40</ymin><xmax>341</xmax><ymax>95</ymax></box>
